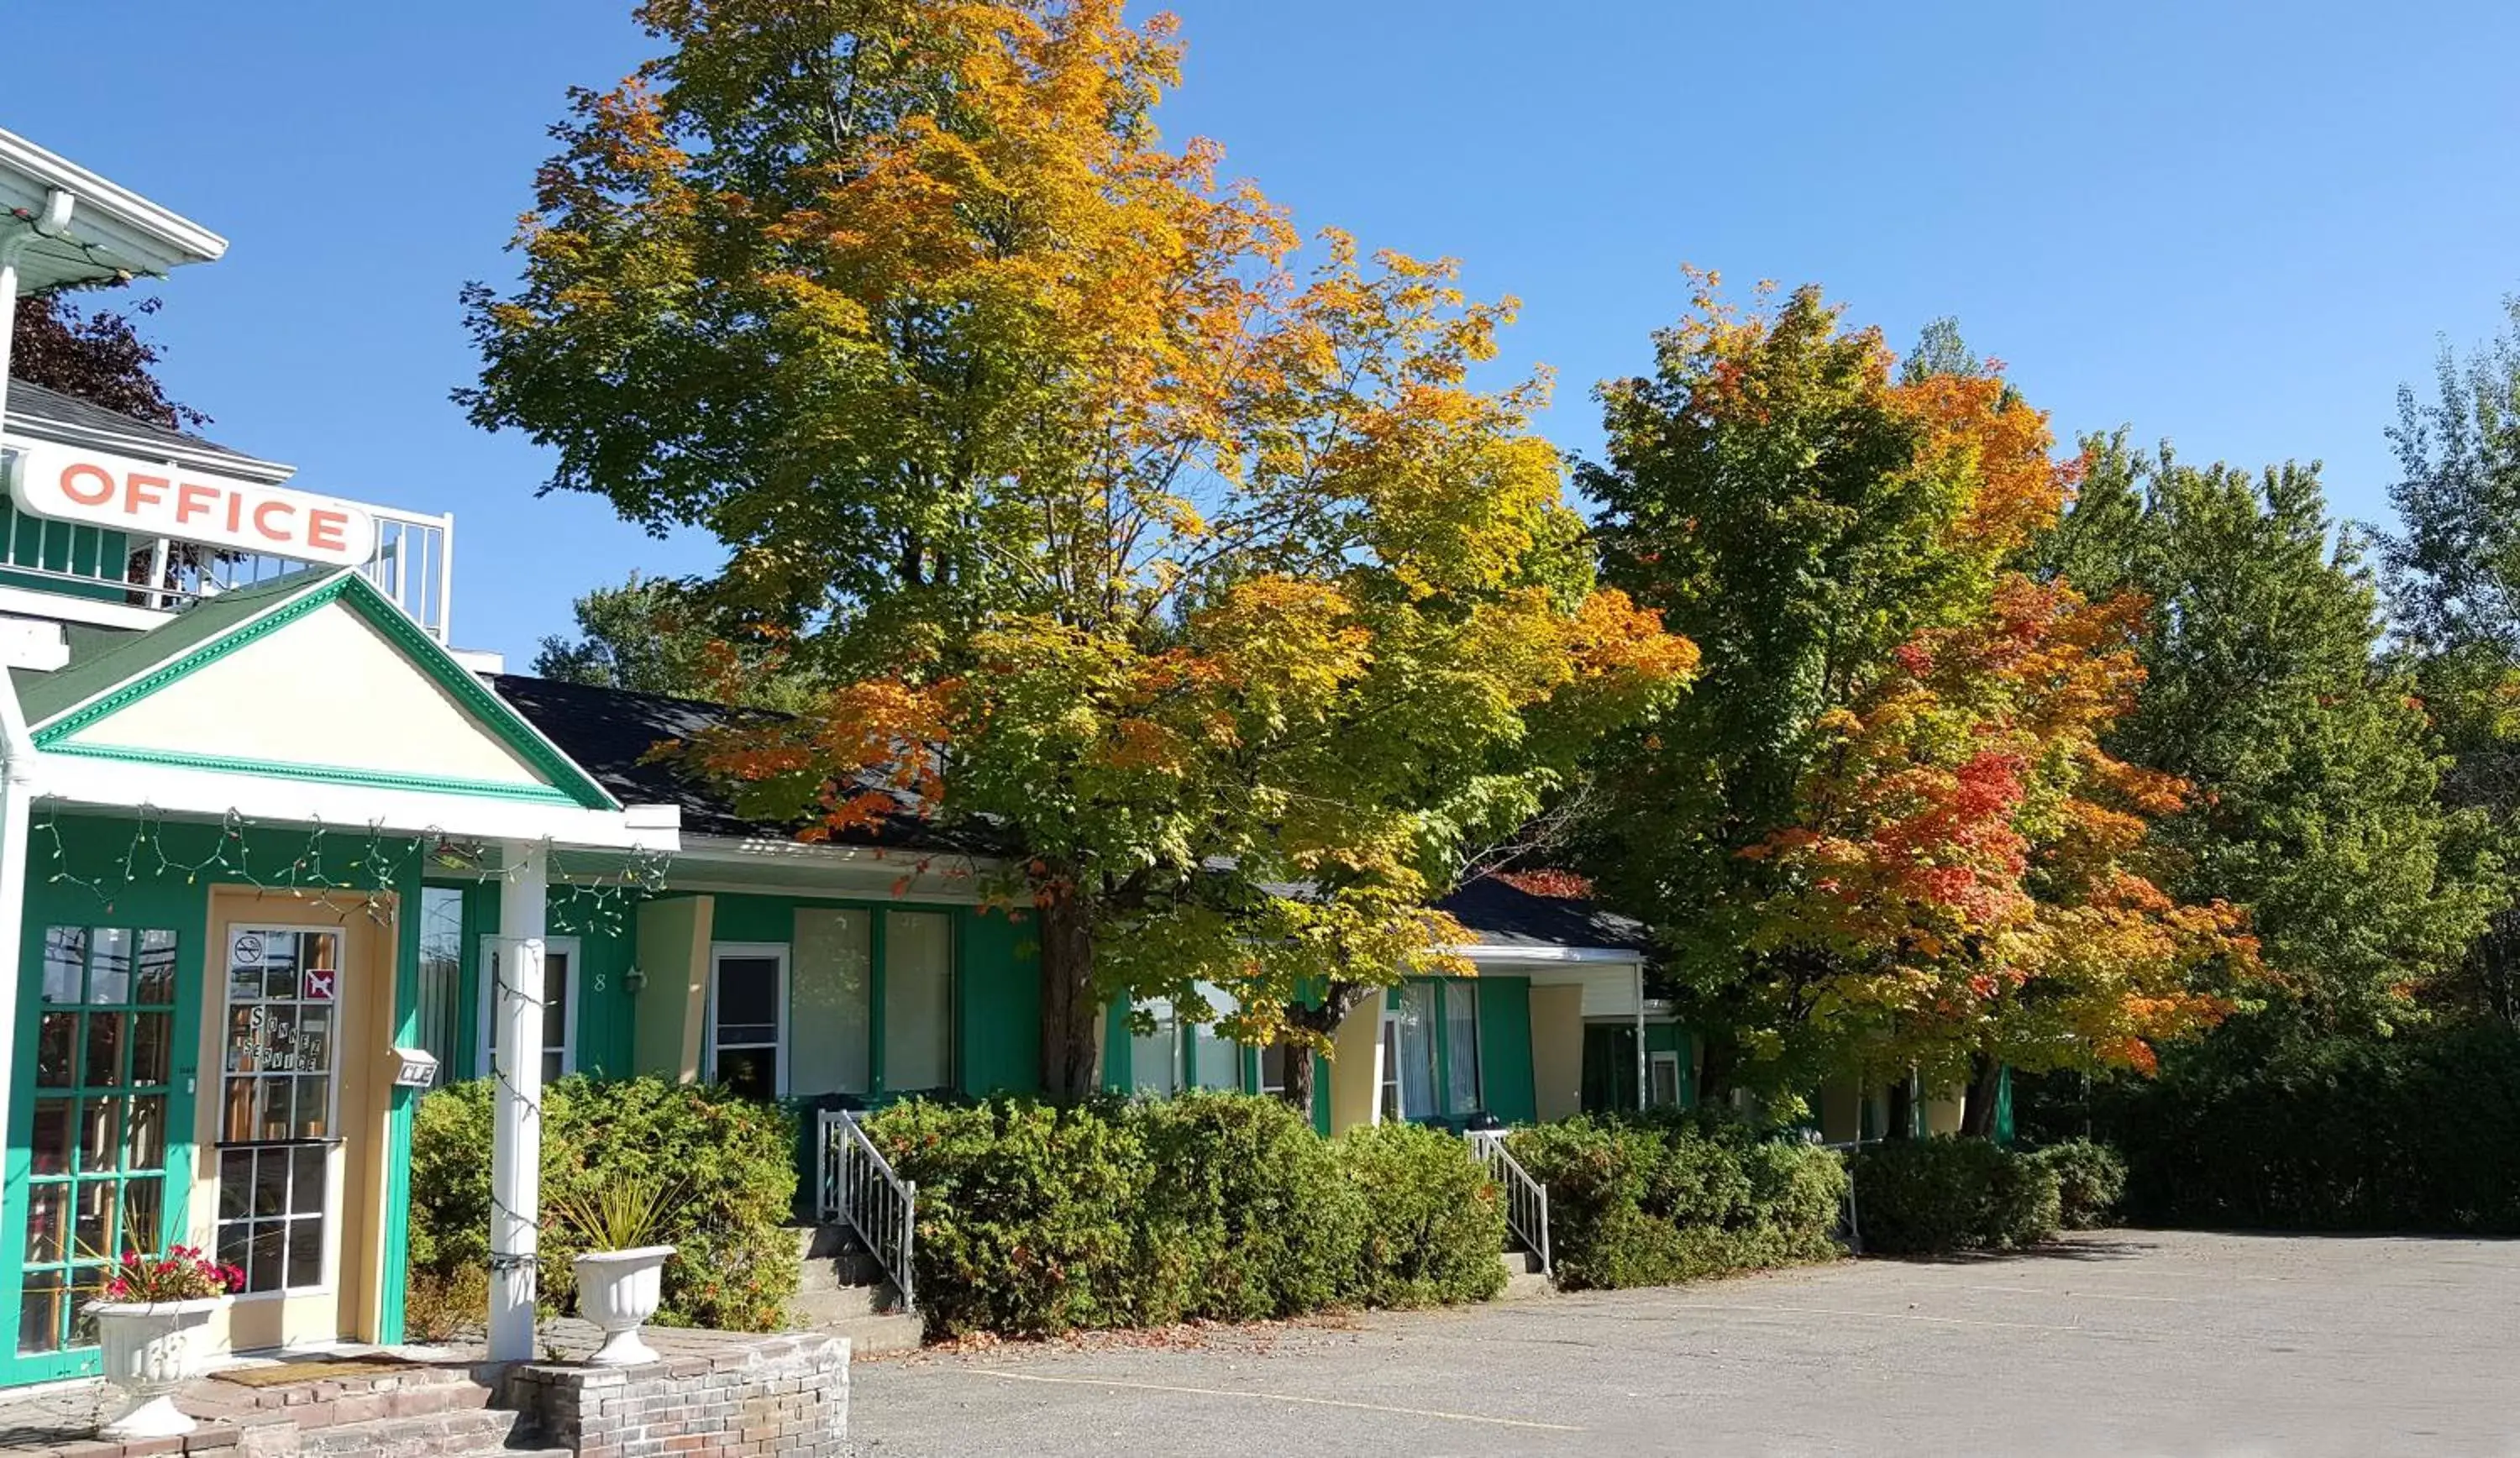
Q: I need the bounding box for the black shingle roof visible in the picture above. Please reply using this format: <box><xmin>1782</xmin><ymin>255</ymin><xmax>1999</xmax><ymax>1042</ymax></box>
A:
<box><xmin>1433</xmin><ymin>873</ymin><xmax>1653</xmax><ymax>954</ymax></box>
<box><xmin>491</xmin><ymin>672</ymin><xmax>980</xmax><ymax>850</ymax></box>
<box><xmin>494</xmin><ymin>672</ymin><xmax>1654</xmax><ymax>952</ymax></box>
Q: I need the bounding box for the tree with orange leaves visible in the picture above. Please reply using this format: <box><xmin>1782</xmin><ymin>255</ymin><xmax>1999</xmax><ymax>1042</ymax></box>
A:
<box><xmin>462</xmin><ymin>0</ymin><xmax>1696</xmax><ymax>1106</ymax></box>
<box><xmin>1580</xmin><ymin>282</ymin><xmax>2253</xmax><ymax>1126</ymax></box>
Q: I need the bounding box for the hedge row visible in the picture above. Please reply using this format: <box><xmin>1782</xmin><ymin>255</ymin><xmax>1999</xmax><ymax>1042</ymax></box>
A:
<box><xmin>2080</xmin><ymin>1022</ymin><xmax>2520</xmax><ymax>1233</ymax></box>
<box><xmin>861</xmin><ymin>1092</ymin><xmax>1506</xmax><ymax>1339</ymax></box>
<box><xmin>1502</xmin><ymin>1111</ymin><xmax>1847</xmax><ymax>1289</ymax></box>
<box><xmin>1847</xmin><ymin>1136</ymin><xmax>2062</xmax><ymax>1253</ymax></box>
<box><xmin>410</xmin><ymin>1077</ymin><xmax>801</xmax><ymax>1334</ymax></box>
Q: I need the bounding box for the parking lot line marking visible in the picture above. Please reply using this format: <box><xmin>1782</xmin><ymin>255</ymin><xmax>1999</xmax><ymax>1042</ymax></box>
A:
<box><xmin>960</xmin><ymin>1369</ymin><xmax>1586</xmax><ymax>1431</ymax></box>
<box><xmin>1662</xmin><ymin>1301</ymin><xmax>2118</xmax><ymax>1334</ymax></box>
<box><xmin>1950</xmin><ymin>1283</ymin><xmax>2195</xmax><ymax>1303</ymax></box>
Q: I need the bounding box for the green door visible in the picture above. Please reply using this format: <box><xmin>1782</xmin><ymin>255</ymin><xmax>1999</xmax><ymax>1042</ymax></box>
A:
<box><xmin>3</xmin><ymin>922</ymin><xmax>198</xmax><ymax>1384</ymax></box>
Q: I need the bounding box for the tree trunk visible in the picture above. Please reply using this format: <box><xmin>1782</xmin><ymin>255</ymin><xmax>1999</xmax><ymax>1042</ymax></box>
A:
<box><xmin>1959</xmin><ymin>1054</ymin><xmax>2003</xmax><ymax>1140</ymax></box>
<box><xmin>1278</xmin><ymin>1040</ymin><xmax>1316</xmax><ymax>1116</ymax></box>
<box><xmin>1884</xmin><ymin>1073</ymin><xmax>1915</xmax><ymax>1141</ymax></box>
<box><xmin>1278</xmin><ymin>983</ymin><xmax>1368</xmax><ymax>1125</ymax></box>
<box><xmin>1035</xmin><ymin>890</ymin><xmax>1102</xmax><ymax>1105</ymax></box>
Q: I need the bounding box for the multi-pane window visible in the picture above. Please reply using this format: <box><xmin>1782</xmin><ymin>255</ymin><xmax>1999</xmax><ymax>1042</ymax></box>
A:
<box><xmin>217</xmin><ymin>927</ymin><xmax>341</xmax><ymax>1295</ymax></box>
<box><xmin>710</xmin><ymin>946</ymin><xmax>786</xmax><ymax>1100</ymax></box>
<box><xmin>23</xmin><ymin>926</ymin><xmax>180</xmax><ymax>1355</ymax></box>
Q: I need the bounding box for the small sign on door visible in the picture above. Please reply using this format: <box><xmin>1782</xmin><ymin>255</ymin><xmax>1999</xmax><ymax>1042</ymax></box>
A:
<box><xmin>301</xmin><ymin>965</ymin><xmax>338</xmax><ymax>1002</ymax></box>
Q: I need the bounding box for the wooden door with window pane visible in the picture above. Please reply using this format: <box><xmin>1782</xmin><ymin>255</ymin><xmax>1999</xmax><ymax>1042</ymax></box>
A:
<box><xmin>200</xmin><ymin>893</ymin><xmax>397</xmax><ymax>1352</ymax></box>
<box><xmin>13</xmin><ymin>925</ymin><xmax>187</xmax><ymax>1369</ymax></box>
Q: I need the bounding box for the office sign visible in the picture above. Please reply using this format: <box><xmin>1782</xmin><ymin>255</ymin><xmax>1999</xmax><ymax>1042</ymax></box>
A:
<box><xmin>8</xmin><ymin>438</ymin><xmax>377</xmax><ymax>567</ymax></box>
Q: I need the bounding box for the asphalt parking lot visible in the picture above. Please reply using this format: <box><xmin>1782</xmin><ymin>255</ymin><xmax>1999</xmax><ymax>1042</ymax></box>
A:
<box><xmin>849</xmin><ymin>1229</ymin><xmax>2518</xmax><ymax>1457</ymax></box>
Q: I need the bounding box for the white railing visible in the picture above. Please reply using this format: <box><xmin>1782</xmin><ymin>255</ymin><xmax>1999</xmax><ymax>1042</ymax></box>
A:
<box><xmin>1467</xmin><ymin>1129</ymin><xmax>1551</xmax><ymax>1277</ymax></box>
<box><xmin>0</xmin><ymin>487</ymin><xmax>455</xmax><ymax>642</ymax></box>
<box><xmin>817</xmin><ymin>1109</ymin><xmax>917</xmax><ymax>1314</ymax></box>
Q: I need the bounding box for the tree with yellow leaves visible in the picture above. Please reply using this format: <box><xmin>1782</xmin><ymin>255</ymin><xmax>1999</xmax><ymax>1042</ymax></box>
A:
<box><xmin>462</xmin><ymin>0</ymin><xmax>1695</xmax><ymax>1106</ymax></box>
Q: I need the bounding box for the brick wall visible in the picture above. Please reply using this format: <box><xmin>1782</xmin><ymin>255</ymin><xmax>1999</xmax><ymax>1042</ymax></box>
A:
<box><xmin>500</xmin><ymin>1333</ymin><xmax>849</xmax><ymax>1458</ymax></box>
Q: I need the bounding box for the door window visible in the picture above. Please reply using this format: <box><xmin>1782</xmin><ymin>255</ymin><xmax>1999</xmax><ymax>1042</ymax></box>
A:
<box><xmin>880</xmin><ymin>911</ymin><xmax>954</xmax><ymax>1092</ymax></box>
<box><xmin>217</xmin><ymin>927</ymin><xmax>342</xmax><ymax>1296</ymax></box>
<box><xmin>20</xmin><ymin>926</ymin><xmax>181</xmax><ymax>1355</ymax></box>
<box><xmin>709</xmin><ymin>945</ymin><xmax>788</xmax><ymax>1099</ymax></box>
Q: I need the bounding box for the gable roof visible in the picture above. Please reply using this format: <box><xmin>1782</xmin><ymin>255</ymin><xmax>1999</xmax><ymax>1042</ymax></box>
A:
<box><xmin>20</xmin><ymin>569</ymin><xmax>617</xmax><ymax>810</ymax></box>
<box><xmin>4</xmin><ymin>377</ymin><xmax>291</xmax><ymax>484</ymax></box>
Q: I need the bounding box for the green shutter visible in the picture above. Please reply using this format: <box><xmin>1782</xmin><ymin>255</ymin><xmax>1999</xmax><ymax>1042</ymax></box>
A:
<box><xmin>956</xmin><ymin>907</ymin><xmax>1042</xmax><ymax>1097</ymax></box>
<box><xmin>1473</xmin><ymin>977</ymin><xmax>1536</xmax><ymax>1125</ymax></box>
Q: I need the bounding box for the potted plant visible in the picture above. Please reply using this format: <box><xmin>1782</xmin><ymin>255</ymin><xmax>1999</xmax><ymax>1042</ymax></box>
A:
<box><xmin>87</xmin><ymin>1246</ymin><xmax>244</xmax><ymax>1440</ymax></box>
<box><xmin>550</xmin><ymin>1172</ymin><xmax>685</xmax><ymax>1366</ymax></box>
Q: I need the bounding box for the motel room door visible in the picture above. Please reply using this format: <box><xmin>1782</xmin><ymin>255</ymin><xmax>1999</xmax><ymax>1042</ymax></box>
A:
<box><xmin>199</xmin><ymin>889</ymin><xmax>399</xmax><ymax>1352</ymax></box>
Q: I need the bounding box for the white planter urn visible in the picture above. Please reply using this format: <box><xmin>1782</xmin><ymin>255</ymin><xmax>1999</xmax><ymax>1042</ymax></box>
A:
<box><xmin>89</xmin><ymin>1296</ymin><xmax>227</xmax><ymax>1440</ymax></box>
<box><xmin>574</xmin><ymin>1246</ymin><xmax>674</xmax><ymax>1366</ymax></box>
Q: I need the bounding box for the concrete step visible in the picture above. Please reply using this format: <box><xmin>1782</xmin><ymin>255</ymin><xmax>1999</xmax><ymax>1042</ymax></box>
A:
<box><xmin>796</xmin><ymin>1251</ymin><xmax>893</xmax><ymax>1294</ymax></box>
<box><xmin>297</xmin><ymin>1403</ymin><xmax>540</xmax><ymax>1457</ymax></box>
<box><xmin>812</xmin><ymin>1310</ymin><xmax>924</xmax><ymax>1357</ymax></box>
<box><xmin>1495</xmin><ymin>1250</ymin><xmax>1554</xmax><ymax>1302</ymax></box>
<box><xmin>790</xmin><ymin>1282</ymin><xmax>896</xmax><ymax>1324</ymax></box>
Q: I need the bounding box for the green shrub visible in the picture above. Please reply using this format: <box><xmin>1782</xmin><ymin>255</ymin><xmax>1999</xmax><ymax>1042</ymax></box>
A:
<box><xmin>1336</xmin><ymin>1121</ymin><xmax>1507</xmax><ymax>1308</ymax></box>
<box><xmin>1506</xmin><ymin>1113</ymin><xmax>1846</xmax><ymax>1290</ymax></box>
<box><xmin>2054</xmin><ymin>1022</ymin><xmax>2520</xmax><ymax>1234</ymax></box>
<box><xmin>408</xmin><ymin>1077</ymin><xmax>800</xmax><ymax>1334</ymax></box>
<box><xmin>2028</xmin><ymin>1139</ymin><xmax>2127</xmax><ymax>1230</ymax></box>
<box><xmin>1137</xmin><ymin>1093</ymin><xmax>1364</xmax><ymax>1322</ymax></box>
<box><xmin>864</xmin><ymin>1094</ymin><xmax>1502</xmax><ymax>1339</ymax></box>
<box><xmin>1849</xmin><ymin>1136</ymin><xmax>2060</xmax><ymax>1255</ymax></box>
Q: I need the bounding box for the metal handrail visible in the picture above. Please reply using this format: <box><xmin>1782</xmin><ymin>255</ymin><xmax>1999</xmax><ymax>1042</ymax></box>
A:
<box><xmin>817</xmin><ymin>1109</ymin><xmax>917</xmax><ymax>1314</ymax></box>
<box><xmin>1467</xmin><ymin>1130</ymin><xmax>1551</xmax><ymax>1278</ymax></box>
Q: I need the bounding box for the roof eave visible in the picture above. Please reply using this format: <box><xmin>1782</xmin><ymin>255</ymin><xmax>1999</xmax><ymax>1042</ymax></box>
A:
<box><xmin>0</xmin><ymin>128</ymin><xmax>227</xmax><ymax>283</ymax></box>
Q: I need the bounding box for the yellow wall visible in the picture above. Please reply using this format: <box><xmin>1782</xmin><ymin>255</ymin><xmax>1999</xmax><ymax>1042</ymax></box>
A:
<box><xmin>1529</xmin><ymin>984</ymin><xmax>1587</xmax><ymax>1122</ymax></box>
<box><xmin>633</xmin><ymin>895</ymin><xmax>712</xmax><ymax>1081</ymax></box>
<box><xmin>1324</xmin><ymin>998</ymin><xmax>1386</xmax><ymax>1135</ymax></box>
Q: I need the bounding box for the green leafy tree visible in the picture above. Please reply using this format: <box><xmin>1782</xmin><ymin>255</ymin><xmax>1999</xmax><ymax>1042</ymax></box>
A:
<box><xmin>461</xmin><ymin>0</ymin><xmax>1695</xmax><ymax>1104</ymax></box>
<box><xmin>2045</xmin><ymin>438</ymin><xmax>2502</xmax><ymax>1031</ymax></box>
<box><xmin>533</xmin><ymin>573</ymin><xmax>824</xmax><ymax>712</ymax></box>
<box><xmin>2376</xmin><ymin>298</ymin><xmax>2520</xmax><ymax>1025</ymax></box>
<box><xmin>1578</xmin><ymin>286</ymin><xmax>2249</xmax><ymax>1120</ymax></box>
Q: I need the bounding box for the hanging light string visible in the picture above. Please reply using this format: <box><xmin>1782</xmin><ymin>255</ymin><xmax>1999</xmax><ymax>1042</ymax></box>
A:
<box><xmin>34</xmin><ymin>806</ymin><xmax>675</xmax><ymax>936</ymax></box>
<box><xmin>35</xmin><ymin>805</ymin><xmax>675</xmax><ymax>1274</ymax></box>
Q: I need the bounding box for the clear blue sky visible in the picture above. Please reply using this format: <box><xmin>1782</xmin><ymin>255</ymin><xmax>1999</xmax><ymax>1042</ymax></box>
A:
<box><xmin>8</xmin><ymin>3</ymin><xmax>2517</xmax><ymax>663</ymax></box>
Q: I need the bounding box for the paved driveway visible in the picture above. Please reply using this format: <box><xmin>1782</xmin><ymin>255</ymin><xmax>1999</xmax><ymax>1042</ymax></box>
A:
<box><xmin>850</xmin><ymin>1229</ymin><xmax>2517</xmax><ymax>1457</ymax></box>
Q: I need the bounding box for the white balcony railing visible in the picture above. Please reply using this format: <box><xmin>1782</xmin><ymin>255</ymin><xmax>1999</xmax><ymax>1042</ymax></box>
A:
<box><xmin>0</xmin><ymin>496</ymin><xmax>455</xmax><ymax>642</ymax></box>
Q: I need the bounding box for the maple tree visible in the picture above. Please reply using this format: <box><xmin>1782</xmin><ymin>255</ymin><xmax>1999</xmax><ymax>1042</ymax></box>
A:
<box><xmin>8</xmin><ymin>289</ymin><xmax>207</xmax><ymax>431</ymax></box>
<box><xmin>463</xmin><ymin>0</ymin><xmax>1695</xmax><ymax>1105</ymax></box>
<box><xmin>1581</xmin><ymin>280</ymin><xmax>2254</xmax><ymax>1125</ymax></box>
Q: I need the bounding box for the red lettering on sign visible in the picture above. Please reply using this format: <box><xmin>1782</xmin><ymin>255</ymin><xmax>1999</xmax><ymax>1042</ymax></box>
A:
<box><xmin>306</xmin><ymin>509</ymin><xmax>348</xmax><ymax>553</ymax></box>
<box><xmin>124</xmin><ymin>473</ymin><xmax>167</xmax><ymax>514</ymax></box>
<box><xmin>175</xmin><ymin>481</ymin><xmax>217</xmax><ymax>525</ymax></box>
<box><xmin>251</xmin><ymin>500</ymin><xmax>295</xmax><ymax>541</ymax></box>
<box><xmin>58</xmin><ymin>463</ymin><xmax>114</xmax><ymax>506</ymax></box>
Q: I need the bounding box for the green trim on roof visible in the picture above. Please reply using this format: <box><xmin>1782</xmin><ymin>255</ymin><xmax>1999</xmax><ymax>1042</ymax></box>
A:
<box><xmin>24</xmin><ymin>569</ymin><xmax>617</xmax><ymax>810</ymax></box>
<box><xmin>40</xmin><ymin>742</ymin><xmax>586</xmax><ymax>804</ymax></box>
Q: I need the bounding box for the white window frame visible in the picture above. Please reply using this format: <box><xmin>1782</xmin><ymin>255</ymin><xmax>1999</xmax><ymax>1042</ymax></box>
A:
<box><xmin>708</xmin><ymin>942</ymin><xmax>791</xmax><ymax>1098</ymax></box>
<box><xmin>475</xmin><ymin>934</ymin><xmax>583</xmax><ymax>1083</ymax></box>
<box><xmin>1649</xmin><ymin>1049</ymin><xmax>1683</xmax><ymax>1109</ymax></box>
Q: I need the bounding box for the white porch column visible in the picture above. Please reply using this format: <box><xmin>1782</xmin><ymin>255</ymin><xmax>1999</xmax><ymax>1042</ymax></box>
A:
<box><xmin>1634</xmin><ymin>961</ymin><xmax>1647</xmax><ymax>1111</ymax></box>
<box><xmin>488</xmin><ymin>842</ymin><xmax>548</xmax><ymax>1362</ymax></box>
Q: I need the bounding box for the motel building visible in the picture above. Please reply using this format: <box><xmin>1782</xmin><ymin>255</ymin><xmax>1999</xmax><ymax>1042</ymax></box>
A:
<box><xmin>0</xmin><ymin>125</ymin><xmax>1683</xmax><ymax>1393</ymax></box>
